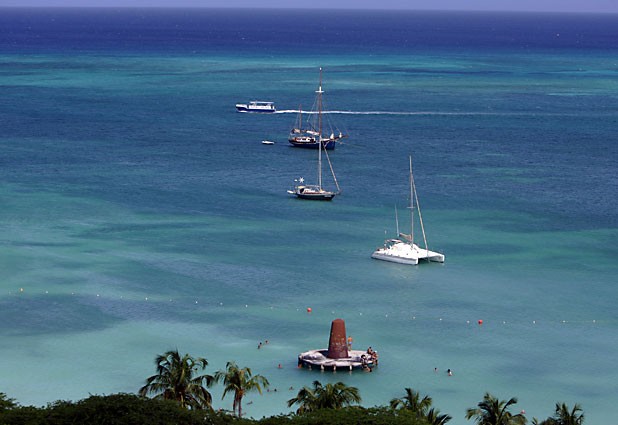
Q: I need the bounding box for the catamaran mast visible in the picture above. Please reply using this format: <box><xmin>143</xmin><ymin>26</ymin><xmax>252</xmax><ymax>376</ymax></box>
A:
<box><xmin>317</xmin><ymin>67</ymin><xmax>324</xmax><ymax>190</ymax></box>
<box><xmin>410</xmin><ymin>156</ymin><xmax>430</xmax><ymax>251</ymax></box>
<box><xmin>395</xmin><ymin>205</ymin><xmax>400</xmax><ymax>237</ymax></box>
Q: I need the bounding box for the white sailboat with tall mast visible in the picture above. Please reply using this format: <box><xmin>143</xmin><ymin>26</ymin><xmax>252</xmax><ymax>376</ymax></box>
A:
<box><xmin>288</xmin><ymin>68</ymin><xmax>341</xmax><ymax>201</ymax></box>
<box><xmin>372</xmin><ymin>156</ymin><xmax>445</xmax><ymax>265</ymax></box>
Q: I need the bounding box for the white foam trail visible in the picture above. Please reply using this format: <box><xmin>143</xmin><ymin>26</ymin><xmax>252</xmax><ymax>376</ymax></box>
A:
<box><xmin>276</xmin><ymin>110</ymin><xmax>542</xmax><ymax>116</ymax></box>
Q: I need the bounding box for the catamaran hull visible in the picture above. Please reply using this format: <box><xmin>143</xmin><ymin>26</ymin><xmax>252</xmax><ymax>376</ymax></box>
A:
<box><xmin>371</xmin><ymin>252</ymin><xmax>419</xmax><ymax>265</ymax></box>
<box><xmin>371</xmin><ymin>244</ymin><xmax>445</xmax><ymax>265</ymax></box>
<box><xmin>421</xmin><ymin>251</ymin><xmax>445</xmax><ymax>263</ymax></box>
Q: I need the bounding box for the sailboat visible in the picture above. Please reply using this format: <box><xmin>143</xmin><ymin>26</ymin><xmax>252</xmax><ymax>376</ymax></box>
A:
<box><xmin>371</xmin><ymin>156</ymin><xmax>445</xmax><ymax>265</ymax></box>
<box><xmin>288</xmin><ymin>68</ymin><xmax>347</xmax><ymax>150</ymax></box>
<box><xmin>287</xmin><ymin>69</ymin><xmax>341</xmax><ymax>201</ymax></box>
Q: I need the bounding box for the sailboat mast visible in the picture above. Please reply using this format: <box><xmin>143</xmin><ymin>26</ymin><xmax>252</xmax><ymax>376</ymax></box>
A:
<box><xmin>317</xmin><ymin>67</ymin><xmax>324</xmax><ymax>189</ymax></box>
<box><xmin>409</xmin><ymin>156</ymin><xmax>415</xmax><ymax>244</ymax></box>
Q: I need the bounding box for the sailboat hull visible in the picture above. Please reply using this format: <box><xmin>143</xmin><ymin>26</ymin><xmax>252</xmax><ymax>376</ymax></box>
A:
<box><xmin>288</xmin><ymin>138</ymin><xmax>336</xmax><ymax>150</ymax></box>
<box><xmin>296</xmin><ymin>192</ymin><xmax>336</xmax><ymax>201</ymax></box>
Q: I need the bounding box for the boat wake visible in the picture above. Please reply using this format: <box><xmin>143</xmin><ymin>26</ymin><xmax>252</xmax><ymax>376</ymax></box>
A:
<box><xmin>276</xmin><ymin>110</ymin><xmax>534</xmax><ymax>116</ymax></box>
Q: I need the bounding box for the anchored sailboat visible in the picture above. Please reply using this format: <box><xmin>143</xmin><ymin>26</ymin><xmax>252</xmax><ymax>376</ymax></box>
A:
<box><xmin>287</xmin><ymin>68</ymin><xmax>341</xmax><ymax>201</ymax></box>
<box><xmin>372</xmin><ymin>156</ymin><xmax>445</xmax><ymax>265</ymax></box>
<box><xmin>288</xmin><ymin>68</ymin><xmax>347</xmax><ymax>150</ymax></box>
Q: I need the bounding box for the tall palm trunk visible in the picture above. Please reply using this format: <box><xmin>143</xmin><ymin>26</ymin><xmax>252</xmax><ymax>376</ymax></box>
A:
<box><xmin>236</xmin><ymin>393</ymin><xmax>243</xmax><ymax>417</ymax></box>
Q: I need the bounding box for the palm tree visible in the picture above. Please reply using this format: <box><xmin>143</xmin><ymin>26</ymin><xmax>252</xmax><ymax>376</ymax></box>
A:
<box><xmin>426</xmin><ymin>407</ymin><xmax>453</xmax><ymax>425</ymax></box>
<box><xmin>466</xmin><ymin>392</ymin><xmax>527</xmax><ymax>425</ymax></box>
<box><xmin>390</xmin><ymin>387</ymin><xmax>433</xmax><ymax>417</ymax></box>
<box><xmin>287</xmin><ymin>384</ymin><xmax>318</xmax><ymax>414</ymax></box>
<box><xmin>138</xmin><ymin>349</ymin><xmax>213</xmax><ymax>410</ymax></box>
<box><xmin>287</xmin><ymin>380</ymin><xmax>361</xmax><ymax>414</ymax></box>
<box><xmin>214</xmin><ymin>361</ymin><xmax>269</xmax><ymax>417</ymax></box>
<box><xmin>550</xmin><ymin>402</ymin><xmax>584</xmax><ymax>425</ymax></box>
<box><xmin>390</xmin><ymin>388</ymin><xmax>451</xmax><ymax>424</ymax></box>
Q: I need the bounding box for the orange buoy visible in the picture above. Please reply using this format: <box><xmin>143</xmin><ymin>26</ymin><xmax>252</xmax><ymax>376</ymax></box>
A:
<box><xmin>478</xmin><ymin>319</ymin><xmax>483</xmax><ymax>325</ymax></box>
<box><xmin>307</xmin><ymin>307</ymin><xmax>312</xmax><ymax>313</ymax></box>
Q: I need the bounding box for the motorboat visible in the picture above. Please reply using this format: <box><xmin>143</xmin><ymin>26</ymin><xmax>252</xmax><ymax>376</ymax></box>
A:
<box><xmin>235</xmin><ymin>101</ymin><xmax>276</xmax><ymax>113</ymax></box>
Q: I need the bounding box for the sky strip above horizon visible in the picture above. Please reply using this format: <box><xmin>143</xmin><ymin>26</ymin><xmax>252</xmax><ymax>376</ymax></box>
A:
<box><xmin>1</xmin><ymin>0</ymin><xmax>617</xmax><ymax>14</ymax></box>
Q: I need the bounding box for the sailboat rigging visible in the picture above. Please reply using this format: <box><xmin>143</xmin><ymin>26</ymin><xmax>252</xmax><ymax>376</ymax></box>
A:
<box><xmin>371</xmin><ymin>156</ymin><xmax>445</xmax><ymax>265</ymax></box>
<box><xmin>288</xmin><ymin>69</ymin><xmax>347</xmax><ymax>150</ymax></box>
<box><xmin>287</xmin><ymin>68</ymin><xmax>341</xmax><ymax>201</ymax></box>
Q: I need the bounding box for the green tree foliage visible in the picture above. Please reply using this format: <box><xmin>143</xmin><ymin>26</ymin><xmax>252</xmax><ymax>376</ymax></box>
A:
<box><xmin>214</xmin><ymin>361</ymin><xmax>269</xmax><ymax>418</ymax></box>
<box><xmin>287</xmin><ymin>380</ymin><xmax>361</xmax><ymax>414</ymax></box>
<box><xmin>0</xmin><ymin>394</ymin><xmax>239</xmax><ymax>425</ymax></box>
<box><xmin>533</xmin><ymin>402</ymin><xmax>584</xmax><ymax>425</ymax></box>
<box><xmin>390</xmin><ymin>388</ymin><xmax>451</xmax><ymax>424</ymax></box>
<box><xmin>552</xmin><ymin>403</ymin><xmax>584</xmax><ymax>425</ymax></box>
<box><xmin>390</xmin><ymin>387</ymin><xmax>434</xmax><ymax>416</ymax></box>
<box><xmin>259</xmin><ymin>406</ymin><xmax>428</xmax><ymax>425</ymax></box>
<box><xmin>0</xmin><ymin>393</ymin><xmax>17</xmax><ymax>412</ymax></box>
<box><xmin>466</xmin><ymin>393</ymin><xmax>527</xmax><ymax>425</ymax></box>
<box><xmin>138</xmin><ymin>349</ymin><xmax>214</xmax><ymax>410</ymax></box>
<box><xmin>0</xmin><ymin>391</ymin><xmax>587</xmax><ymax>425</ymax></box>
<box><xmin>426</xmin><ymin>407</ymin><xmax>453</xmax><ymax>425</ymax></box>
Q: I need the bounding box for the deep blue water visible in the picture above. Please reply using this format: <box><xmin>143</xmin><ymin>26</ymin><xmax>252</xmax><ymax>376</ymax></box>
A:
<box><xmin>1</xmin><ymin>8</ymin><xmax>618</xmax><ymax>54</ymax></box>
<box><xmin>0</xmin><ymin>8</ymin><xmax>617</xmax><ymax>424</ymax></box>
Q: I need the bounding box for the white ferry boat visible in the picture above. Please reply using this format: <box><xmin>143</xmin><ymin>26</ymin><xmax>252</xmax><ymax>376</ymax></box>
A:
<box><xmin>235</xmin><ymin>101</ymin><xmax>276</xmax><ymax>113</ymax></box>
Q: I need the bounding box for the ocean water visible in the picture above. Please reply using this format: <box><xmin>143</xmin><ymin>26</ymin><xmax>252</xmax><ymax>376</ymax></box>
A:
<box><xmin>1</xmin><ymin>8</ymin><xmax>617</xmax><ymax>424</ymax></box>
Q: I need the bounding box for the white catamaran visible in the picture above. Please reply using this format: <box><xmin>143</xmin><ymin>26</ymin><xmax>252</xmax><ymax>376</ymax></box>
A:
<box><xmin>287</xmin><ymin>68</ymin><xmax>341</xmax><ymax>201</ymax></box>
<box><xmin>372</xmin><ymin>156</ymin><xmax>445</xmax><ymax>265</ymax></box>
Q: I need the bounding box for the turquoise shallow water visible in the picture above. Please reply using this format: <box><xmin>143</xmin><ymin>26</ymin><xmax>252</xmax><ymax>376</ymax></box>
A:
<box><xmin>1</xmin><ymin>8</ymin><xmax>618</xmax><ymax>424</ymax></box>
